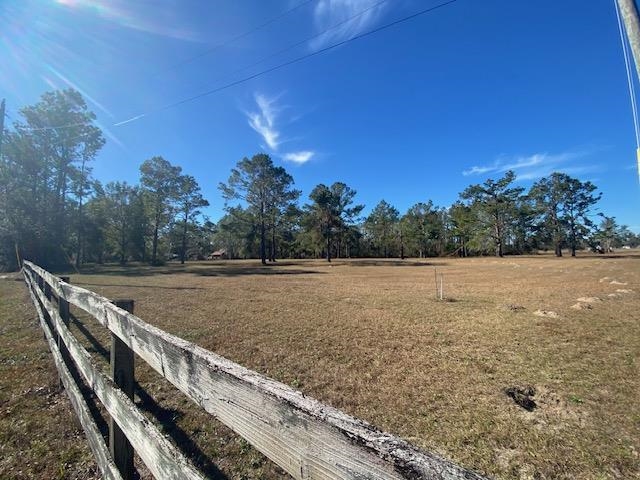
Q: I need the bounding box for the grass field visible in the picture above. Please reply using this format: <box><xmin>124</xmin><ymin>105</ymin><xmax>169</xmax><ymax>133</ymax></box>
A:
<box><xmin>2</xmin><ymin>252</ymin><xmax>639</xmax><ymax>479</ymax></box>
<box><xmin>0</xmin><ymin>275</ymin><xmax>99</xmax><ymax>479</ymax></box>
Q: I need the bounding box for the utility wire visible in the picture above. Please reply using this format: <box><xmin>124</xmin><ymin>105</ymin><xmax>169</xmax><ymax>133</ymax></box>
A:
<box><xmin>115</xmin><ymin>0</ymin><xmax>459</xmax><ymax>126</ymax></box>
<box><xmin>187</xmin><ymin>0</ymin><xmax>390</xmax><ymax>94</ymax></box>
<box><xmin>7</xmin><ymin>1</ymin><xmax>320</xmax><ymax>133</ymax></box>
<box><xmin>163</xmin><ymin>0</ymin><xmax>317</xmax><ymax>73</ymax></box>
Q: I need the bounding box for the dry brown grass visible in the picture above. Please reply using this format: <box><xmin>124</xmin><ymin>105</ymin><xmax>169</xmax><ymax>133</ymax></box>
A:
<box><xmin>4</xmin><ymin>252</ymin><xmax>640</xmax><ymax>479</ymax></box>
<box><xmin>0</xmin><ymin>275</ymin><xmax>99</xmax><ymax>480</ymax></box>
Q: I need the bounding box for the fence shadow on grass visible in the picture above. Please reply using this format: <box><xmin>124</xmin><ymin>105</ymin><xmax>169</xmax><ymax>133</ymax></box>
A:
<box><xmin>76</xmin><ymin>263</ymin><xmax>326</xmax><ymax>278</ymax></box>
<box><xmin>70</xmin><ymin>312</ymin><xmax>109</xmax><ymax>361</ymax></box>
<box><xmin>196</xmin><ymin>267</ymin><xmax>324</xmax><ymax>277</ymax></box>
<box><xmin>75</xmin><ymin>282</ymin><xmax>206</xmax><ymax>291</ymax></box>
<box><xmin>573</xmin><ymin>254</ymin><xmax>640</xmax><ymax>260</ymax></box>
<box><xmin>342</xmin><ymin>259</ymin><xmax>444</xmax><ymax>267</ymax></box>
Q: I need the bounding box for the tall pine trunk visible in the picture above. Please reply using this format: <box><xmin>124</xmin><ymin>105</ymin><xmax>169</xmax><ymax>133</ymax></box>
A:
<box><xmin>555</xmin><ymin>242</ymin><xmax>562</xmax><ymax>257</ymax></box>
<box><xmin>260</xmin><ymin>201</ymin><xmax>266</xmax><ymax>265</ymax></box>
<box><xmin>270</xmin><ymin>219</ymin><xmax>277</xmax><ymax>262</ymax></box>
<box><xmin>326</xmin><ymin>220</ymin><xmax>331</xmax><ymax>262</ymax></box>
<box><xmin>494</xmin><ymin>220</ymin><xmax>503</xmax><ymax>257</ymax></box>
<box><xmin>76</xmin><ymin>198</ymin><xmax>84</xmax><ymax>269</ymax></box>
<box><xmin>120</xmin><ymin>222</ymin><xmax>126</xmax><ymax>265</ymax></box>
<box><xmin>180</xmin><ymin>214</ymin><xmax>188</xmax><ymax>264</ymax></box>
<box><xmin>152</xmin><ymin>224</ymin><xmax>159</xmax><ymax>264</ymax></box>
<box><xmin>151</xmin><ymin>200</ymin><xmax>162</xmax><ymax>265</ymax></box>
<box><xmin>75</xmin><ymin>160</ymin><xmax>87</xmax><ymax>269</ymax></box>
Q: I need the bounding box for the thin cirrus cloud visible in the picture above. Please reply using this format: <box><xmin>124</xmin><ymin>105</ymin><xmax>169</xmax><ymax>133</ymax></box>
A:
<box><xmin>247</xmin><ymin>93</ymin><xmax>281</xmax><ymax>150</ymax></box>
<box><xmin>462</xmin><ymin>150</ymin><xmax>599</xmax><ymax>181</ymax></box>
<box><xmin>246</xmin><ymin>93</ymin><xmax>315</xmax><ymax>164</ymax></box>
<box><xmin>310</xmin><ymin>0</ymin><xmax>386</xmax><ymax>49</ymax></box>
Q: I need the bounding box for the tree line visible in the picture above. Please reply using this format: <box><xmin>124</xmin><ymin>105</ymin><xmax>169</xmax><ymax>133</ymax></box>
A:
<box><xmin>0</xmin><ymin>90</ymin><xmax>637</xmax><ymax>270</ymax></box>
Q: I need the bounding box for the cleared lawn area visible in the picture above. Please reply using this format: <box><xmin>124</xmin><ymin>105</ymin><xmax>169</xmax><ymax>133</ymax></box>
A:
<box><xmin>4</xmin><ymin>252</ymin><xmax>640</xmax><ymax>479</ymax></box>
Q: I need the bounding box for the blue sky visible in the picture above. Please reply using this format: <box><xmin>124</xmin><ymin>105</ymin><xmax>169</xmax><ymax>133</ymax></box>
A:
<box><xmin>2</xmin><ymin>0</ymin><xmax>639</xmax><ymax>231</ymax></box>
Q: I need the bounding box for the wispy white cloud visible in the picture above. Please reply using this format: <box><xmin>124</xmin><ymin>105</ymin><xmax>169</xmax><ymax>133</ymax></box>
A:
<box><xmin>516</xmin><ymin>164</ymin><xmax>600</xmax><ymax>181</ymax></box>
<box><xmin>247</xmin><ymin>93</ymin><xmax>281</xmax><ymax>150</ymax></box>
<box><xmin>462</xmin><ymin>165</ymin><xmax>496</xmax><ymax>176</ymax></box>
<box><xmin>311</xmin><ymin>0</ymin><xmax>386</xmax><ymax>49</ymax></box>
<box><xmin>462</xmin><ymin>150</ymin><xmax>599</xmax><ymax>181</ymax></box>
<box><xmin>246</xmin><ymin>93</ymin><xmax>315</xmax><ymax>165</ymax></box>
<box><xmin>284</xmin><ymin>151</ymin><xmax>315</xmax><ymax>164</ymax></box>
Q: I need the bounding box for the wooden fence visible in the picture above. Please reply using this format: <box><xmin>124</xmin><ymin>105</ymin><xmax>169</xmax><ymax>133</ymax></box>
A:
<box><xmin>22</xmin><ymin>260</ymin><xmax>488</xmax><ymax>480</ymax></box>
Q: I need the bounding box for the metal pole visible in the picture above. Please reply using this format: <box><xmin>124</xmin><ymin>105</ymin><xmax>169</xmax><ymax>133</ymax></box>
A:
<box><xmin>617</xmin><ymin>0</ymin><xmax>640</xmax><ymax>181</ymax></box>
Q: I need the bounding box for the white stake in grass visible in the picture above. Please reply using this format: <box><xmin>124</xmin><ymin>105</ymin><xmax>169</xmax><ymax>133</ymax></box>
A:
<box><xmin>434</xmin><ymin>268</ymin><xmax>444</xmax><ymax>301</ymax></box>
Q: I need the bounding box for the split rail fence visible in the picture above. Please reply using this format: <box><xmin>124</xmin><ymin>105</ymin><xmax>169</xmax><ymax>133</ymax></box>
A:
<box><xmin>22</xmin><ymin>260</ymin><xmax>487</xmax><ymax>480</ymax></box>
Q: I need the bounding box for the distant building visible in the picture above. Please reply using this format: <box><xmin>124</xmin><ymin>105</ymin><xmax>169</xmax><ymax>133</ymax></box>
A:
<box><xmin>209</xmin><ymin>249</ymin><xmax>227</xmax><ymax>260</ymax></box>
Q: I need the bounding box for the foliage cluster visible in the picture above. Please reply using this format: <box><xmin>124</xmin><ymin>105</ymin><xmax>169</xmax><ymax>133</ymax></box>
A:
<box><xmin>1</xmin><ymin>90</ymin><xmax>637</xmax><ymax>270</ymax></box>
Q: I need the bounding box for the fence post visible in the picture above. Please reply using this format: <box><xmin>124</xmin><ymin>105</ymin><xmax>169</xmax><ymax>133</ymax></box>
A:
<box><xmin>109</xmin><ymin>299</ymin><xmax>135</xmax><ymax>479</ymax></box>
<box><xmin>58</xmin><ymin>277</ymin><xmax>71</xmax><ymax>387</ymax></box>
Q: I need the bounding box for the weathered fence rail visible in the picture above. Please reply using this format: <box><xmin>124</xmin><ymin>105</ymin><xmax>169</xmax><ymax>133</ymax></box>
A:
<box><xmin>22</xmin><ymin>260</ymin><xmax>488</xmax><ymax>480</ymax></box>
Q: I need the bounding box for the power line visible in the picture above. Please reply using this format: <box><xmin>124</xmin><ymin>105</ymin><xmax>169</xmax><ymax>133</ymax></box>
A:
<box><xmin>187</xmin><ymin>0</ymin><xmax>390</xmax><ymax>95</ymax></box>
<box><xmin>115</xmin><ymin>0</ymin><xmax>459</xmax><ymax>126</ymax></box>
<box><xmin>162</xmin><ymin>0</ymin><xmax>317</xmax><ymax>73</ymax></box>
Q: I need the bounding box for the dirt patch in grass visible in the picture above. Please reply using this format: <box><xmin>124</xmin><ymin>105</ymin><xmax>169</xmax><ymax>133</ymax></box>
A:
<box><xmin>576</xmin><ymin>296</ymin><xmax>602</xmax><ymax>303</ymax></box>
<box><xmin>570</xmin><ymin>302</ymin><xmax>593</xmax><ymax>310</ymax></box>
<box><xmin>10</xmin><ymin>252</ymin><xmax>640</xmax><ymax>479</ymax></box>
